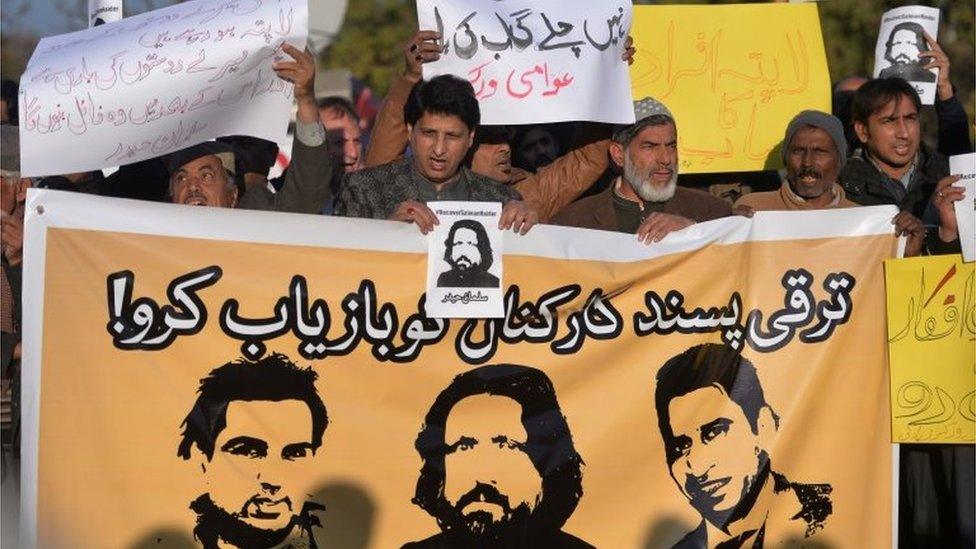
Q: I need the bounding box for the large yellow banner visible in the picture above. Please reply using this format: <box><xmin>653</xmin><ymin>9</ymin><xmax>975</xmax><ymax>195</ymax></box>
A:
<box><xmin>22</xmin><ymin>191</ymin><xmax>896</xmax><ymax>548</ymax></box>
<box><xmin>629</xmin><ymin>4</ymin><xmax>831</xmax><ymax>174</ymax></box>
<box><xmin>885</xmin><ymin>255</ymin><xmax>976</xmax><ymax>444</ymax></box>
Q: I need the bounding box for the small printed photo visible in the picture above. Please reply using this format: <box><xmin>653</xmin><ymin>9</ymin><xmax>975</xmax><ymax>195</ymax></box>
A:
<box><xmin>436</xmin><ymin>219</ymin><xmax>501</xmax><ymax>289</ymax></box>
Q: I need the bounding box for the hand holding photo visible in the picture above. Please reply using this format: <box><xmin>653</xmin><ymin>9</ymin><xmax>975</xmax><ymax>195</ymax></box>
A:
<box><xmin>872</xmin><ymin>6</ymin><xmax>940</xmax><ymax>104</ymax></box>
<box><xmin>425</xmin><ymin>201</ymin><xmax>504</xmax><ymax>318</ymax></box>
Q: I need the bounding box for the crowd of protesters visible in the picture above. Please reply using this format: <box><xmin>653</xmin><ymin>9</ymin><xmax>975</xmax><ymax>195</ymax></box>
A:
<box><xmin>0</xmin><ymin>13</ymin><xmax>972</xmax><ymax>548</ymax></box>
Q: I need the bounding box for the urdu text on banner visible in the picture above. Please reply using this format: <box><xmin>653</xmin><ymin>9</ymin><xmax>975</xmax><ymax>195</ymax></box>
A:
<box><xmin>18</xmin><ymin>0</ymin><xmax>308</xmax><ymax>177</ymax></box>
<box><xmin>416</xmin><ymin>0</ymin><xmax>636</xmax><ymax>125</ymax></box>
<box><xmin>629</xmin><ymin>3</ymin><xmax>831</xmax><ymax>174</ymax></box>
<box><xmin>22</xmin><ymin>191</ymin><xmax>897</xmax><ymax>547</ymax></box>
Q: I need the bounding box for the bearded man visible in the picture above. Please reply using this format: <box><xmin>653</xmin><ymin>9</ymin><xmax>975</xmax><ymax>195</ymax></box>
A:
<box><xmin>551</xmin><ymin>97</ymin><xmax>731</xmax><ymax>243</ymax></box>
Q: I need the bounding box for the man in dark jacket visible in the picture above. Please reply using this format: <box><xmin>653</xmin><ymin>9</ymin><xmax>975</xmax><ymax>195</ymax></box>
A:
<box><xmin>335</xmin><ymin>75</ymin><xmax>537</xmax><ymax>235</ymax></box>
<box><xmin>841</xmin><ymin>78</ymin><xmax>947</xmax><ymax>223</ymax></box>
<box><xmin>552</xmin><ymin>97</ymin><xmax>731</xmax><ymax>243</ymax></box>
<box><xmin>164</xmin><ymin>44</ymin><xmax>333</xmax><ymax>214</ymax></box>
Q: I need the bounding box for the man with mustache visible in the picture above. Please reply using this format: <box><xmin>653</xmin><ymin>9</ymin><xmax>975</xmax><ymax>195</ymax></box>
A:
<box><xmin>437</xmin><ymin>219</ymin><xmax>499</xmax><ymax>288</ymax></box>
<box><xmin>552</xmin><ymin>97</ymin><xmax>732</xmax><ymax>244</ymax></box>
<box><xmin>406</xmin><ymin>364</ymin><xmax>591</xmax><ymax>548</ymax></box>
<box><xmin>363</xmin><ymin>30</ymin><xmax>637</xmax><ymax>223</ymax></box>
<box><xmin>164</xmin><ymin>43</ymin><xmax>333</xmax><ymax>213</ymax></box>
<box><xmin>178</xmin><ymin>354</ymin><xmax>328</xmax><ymax>548</ymax></box>
<box><xmin>733</xmin><ymin>110</ymin><xmax>925</xmax><ymax>255</ymax></box>
<box><xmin>655</xmin><ymin>344</ymin><xmax>833</xmax><ymax>548</ymax></box>
<box><xmin>878</xmin><ymin>22</ymin><xmax>936</xmax><ymax>84</ymax></box>
<box><xmin>335</xmin><ymin>74</ymin><xmax>537</xmax><ymax>236</ymax></box>
<box><xmin>840</xmin><ymin>78</ymin><xmax>950</xmax><ymax>222</ymax></box>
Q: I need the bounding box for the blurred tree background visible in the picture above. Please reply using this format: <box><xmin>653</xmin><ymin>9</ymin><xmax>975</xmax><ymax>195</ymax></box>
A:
<box><xmin>2</xmin><ymin>0</ymin><xmax>974</xmax><ymax>135</ymax></box>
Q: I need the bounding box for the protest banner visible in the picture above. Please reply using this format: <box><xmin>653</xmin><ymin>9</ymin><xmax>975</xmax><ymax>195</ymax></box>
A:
<box><xmin>629</xmin><ymin>4</ymin><xmax>830</xmax><ymax>174</ymax></box>
<box><xmin>22</xmin><ymin>191</ymin><xmax>897</xmax><ymax>547</ymax></box>
<box><xmin>416</xmin><ymin>0</ymin><xmax>635</xmax><ymax>125</ymax></box>
<box><xmin>873</xmin><ymin>6</ymin><xmax>941</xmax><ymax>105</ymax></box>
<box><xmin>949</xmin><ymin>153</ymin><xmax>975</xmax><ymax>262</ymax></box>
<box><xmin>885</xmin><ymin>255</ymin><xmax>975</xmax><ymax>444</ymax></box>
<box><xmin>18</xmin><ymin>0</ymin><xmax>307</xmax><ymax>177</ymax></box>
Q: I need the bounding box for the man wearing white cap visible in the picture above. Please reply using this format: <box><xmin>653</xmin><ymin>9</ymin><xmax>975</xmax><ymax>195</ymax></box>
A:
<box><xmin>551</xmin><ymin>97</ymin><xmax>731</xmax><ymax>244</ymax></box>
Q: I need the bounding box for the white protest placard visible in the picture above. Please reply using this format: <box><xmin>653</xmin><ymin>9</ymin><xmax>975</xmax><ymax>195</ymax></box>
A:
<box><xmin>417</xmin><ymin>0</ymin><xmax>635</xmax><ymax>125</ymax></box>
<box><xmin>425</xmin><ymin>201</ymin><xmax>504</xmax><ymax>318</ymax></box>
<box><xmin>873</xmin><ymin>6</ymin><xmax>940</xmax><ymax>105</ymax></box>
<box><xmin>949</xmin><ymin>153</ymin><xmax>975</xmax><ymax>262</ymax></box>
<box><xmin>18</xmin><ymin>0</ymin><xmax>307</xmax><ymax>177</ymax></box>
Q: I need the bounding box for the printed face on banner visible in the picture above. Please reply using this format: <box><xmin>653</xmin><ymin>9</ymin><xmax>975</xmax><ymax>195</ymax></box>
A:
<box><xmin>655</xmin><ymin>345</ymin><xmax>832</xmax><ymax>542</ymax></box>
<box><xmin>872</xmin><ymin>6</ymin><xmax>941</xmax><ymax>104</ymax></box>
<box><xmin>25</xmin><ymin>190</ymin><xmax>901</xmax><ymax>547</ymax></box>
<box><xmin>410</xmin><ymin>364</ymin><xmax>585</xmax><ymax>547</ymax></box>
<box><xmin>426</xmin><ymin>202</ymin><xmax>504</xmax><ymax>318</ymax></box>
<box><xmin>177</xmin><ymin>355</ymin><xmax>327</xmax><ymax>548</ymax></box>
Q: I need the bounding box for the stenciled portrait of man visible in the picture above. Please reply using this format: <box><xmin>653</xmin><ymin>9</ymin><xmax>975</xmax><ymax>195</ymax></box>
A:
<box><xmin>436</xmin><ymin>219</ymin><xmax>500</xmax><ymax>289</ymax></box>
<box><xmin>654</xmin><ymin>344</ymin><xmax>833</xmax><ymax>548</ymax></box>
<box><xmin>177</xmin><ymin>353</ymin><xmax>329</xmax><ymax>549</ymax></box>
<box><xmin>406</xmin><ymin>364</ymin><xmax>591</xmax><ymax>548</ymax></box>
<box><xmin>878</xmin><ymin>21</ymin><xmax>936</xmax><ymax>83</ymax></box>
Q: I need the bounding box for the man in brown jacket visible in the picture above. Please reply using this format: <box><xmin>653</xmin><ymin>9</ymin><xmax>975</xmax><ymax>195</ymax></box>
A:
<box><xmin>551</xmin><ymin>97</ymin><xmax>731</xmax><ymax>243</ymax></box>
<box><xmin>364</xmin><ymin>31</ymin><xmax>635</xmax><ymax>222</ymax></box>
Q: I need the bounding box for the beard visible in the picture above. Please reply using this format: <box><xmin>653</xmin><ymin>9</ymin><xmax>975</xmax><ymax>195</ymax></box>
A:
<box><xmin>451</xmin><ymin>255</ymin><xmax>480</xmax><ymax>272</ymax></box>
<box><xmin>190</xmin><ymin>493</ymin><xmax>310</xmax><ymax>549</ymax></box>
<box><xmin>623</xmin><ymin>151</ymin><xmax>678</xmax><ymax>202</ymax></box>
<box><xmin>436</xmin><ymin>482</ymin><xmax>536</xmax><ymax>544</ymax></box>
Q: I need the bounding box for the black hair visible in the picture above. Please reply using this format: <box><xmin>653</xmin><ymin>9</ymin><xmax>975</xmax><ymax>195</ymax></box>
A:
<box><xmin>177</xmin><ymin>353</ymin><xmax>328</xmax><ymax>460</ymax></box>
<box><xmin>404</xmin><ymin>75</ymin><xmax>480</xmax><ymax>131</ymax></box>
<box><xmin>216</xmin><ymin>135</ymin><xmax>278</xmax><ymax>177</ymax></box>
<box><xmin>443</xmin><ymin>219</ymin><xmax>493</xmax><ymax>271</ymax></box>
<box><xmin>317</xmin><ymin>96</ymin><xmax>360</xmax><ymax>123</ymax></box>
<box><xmin>850</xmin><ymin>77</ymin><xmax>921</xmax><ymax>127</ymax></box>
<box><xmin>654</xmin><ymin>344</ymin><xmax>779</xmax><ymax>464</ymax></box>
<box><xmin>885</xmin><ymin>21</ymin><xmax>927</xmax><ymax>53</ymax></box>
<box><xmin>413</xmin><ymin>364</ymin><xmax>583</xmax><ymax>534</ymax></box>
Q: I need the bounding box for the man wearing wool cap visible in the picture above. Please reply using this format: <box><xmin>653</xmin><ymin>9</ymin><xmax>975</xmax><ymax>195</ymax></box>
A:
<box><xmin>734</xmin><ymin>109</ymin><xmax>925</xmax><ymax>255</ymax></box>
<box><xmin>735</xmin><ymin>110</ymin><xmax>855</xmax><ymax>212</ymax></box>
<box><xmin>552</xmin><ymin>97</ymin><xmax>731</xmax><ymax>244</ymax></box>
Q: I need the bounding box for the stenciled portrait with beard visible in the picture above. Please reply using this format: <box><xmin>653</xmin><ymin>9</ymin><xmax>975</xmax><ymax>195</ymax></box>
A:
<box><xmin>177</xmin><ymin>354</ymin><xmax>328</xmax><ymax>549</ymax></box>
<box><xmin>654</xmin><ymin>344</ymin><xmax>833</xmax><ymax>548</ymax></box>
<box><xmin>405</xmin><ymin>364</ymin><xmax>592</xmax><ymax>549</ymax></box>
<box><xmin>436</xmin><ymin>219</ymin><xmax>500</xmax><ymax>289</ymax></box>
<box><xmin>878</xmin><ymin>21</ymin><xmax>936</xmax><ymax>84</ymax></box>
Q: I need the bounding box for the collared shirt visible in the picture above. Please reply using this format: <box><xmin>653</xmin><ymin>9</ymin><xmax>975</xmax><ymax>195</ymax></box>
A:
<box><xmin>413</xmin><ymin>167</ymin><xmax>475</xmax><ymax>203</ymax></box>
<box><xmin>611</xmin><ymin>178</ymin><xmax>664</xmax><ymax>233</ymax></box>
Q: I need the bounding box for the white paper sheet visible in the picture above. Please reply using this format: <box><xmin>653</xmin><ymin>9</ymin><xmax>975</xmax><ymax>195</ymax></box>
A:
<box><xmin>872</xmin><ymin>6</ymin><xmax>940</xmax><ymax>105</ymax></box>
<box><xmin>417</xmin><ymin>0</ymin><xmax>635</xmax><ymax>125</ymax></box>
<box><xmin>949</xmin><ymin>153</ymin><xmax>975</xmax><ymax>262</ymax></box>
<box><xmin>19</xmin><ymin>0</ymin><xmax>308</xmax><ymax>177</ymax></box>
<box><xmin>425</xmin><ymin>201</ymin><xmax>504</xmax><ymax>318</ymax></box>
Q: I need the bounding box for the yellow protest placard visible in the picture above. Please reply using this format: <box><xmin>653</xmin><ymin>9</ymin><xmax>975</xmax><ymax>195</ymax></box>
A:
<box><xmin>885</xmin><ymin>255</ymin><xmax>976</xmax><ymax>444</ymax></box>
<box><xmin>629</xmin><ymin>3</ymin><xmax>831</xmax><ymax>174</ymax></box>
